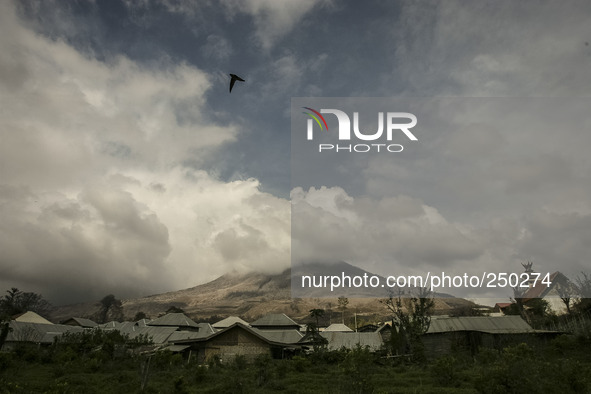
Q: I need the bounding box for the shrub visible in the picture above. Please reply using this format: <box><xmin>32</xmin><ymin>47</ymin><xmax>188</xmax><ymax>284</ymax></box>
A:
<box><xmin>430</xmin><ymin>355</ymin><xmax>460</xmax><ymax>387</ymax></box>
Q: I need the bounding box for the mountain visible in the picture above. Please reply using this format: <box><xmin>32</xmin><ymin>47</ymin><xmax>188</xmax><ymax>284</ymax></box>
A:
<box><xmin>49</xmin><ymin>262</ymin><xmax>476</xmax><ymax>323</ymax></box>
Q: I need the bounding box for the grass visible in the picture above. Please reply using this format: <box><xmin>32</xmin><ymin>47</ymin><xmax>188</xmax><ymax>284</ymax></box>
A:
<box><xmin>1</xmin><ymin>335</ymin><xmax>590</xmax><ymax>393</ymax></box>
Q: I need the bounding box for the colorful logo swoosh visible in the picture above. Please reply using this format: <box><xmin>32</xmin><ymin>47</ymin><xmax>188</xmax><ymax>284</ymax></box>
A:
<box><xmin>302</xmin><ymin>107</ymin><xmax>328</xmax><ymax>131</ymax></box>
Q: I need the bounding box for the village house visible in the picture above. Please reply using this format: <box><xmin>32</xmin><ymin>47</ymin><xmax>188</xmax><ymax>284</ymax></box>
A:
<box><xmin>168</xmin><ymin>322</ymin><xmax>298</xmax><ymax>362</ymax></box>
<box><xmin>421</xmin><ymin>315</ymin><xmax>561</xmax><ymax>358</ymax></box>
<box><xmin>212</xmin><ymin>316</ymin><xmax>250</xmax><ymax>331</ymax></box>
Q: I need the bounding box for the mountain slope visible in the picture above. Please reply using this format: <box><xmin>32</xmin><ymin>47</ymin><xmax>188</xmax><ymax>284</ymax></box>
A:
<box><xmin>50</xmin><ymin>263</ymin><xmax>476</xmax><ymax>323</ymax></box>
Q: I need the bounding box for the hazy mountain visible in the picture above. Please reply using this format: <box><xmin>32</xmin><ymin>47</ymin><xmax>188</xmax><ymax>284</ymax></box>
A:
<box><xmin>50</xmin><ymin>262</ymin><xmax>476</xmax><ymax>323</ymax></box>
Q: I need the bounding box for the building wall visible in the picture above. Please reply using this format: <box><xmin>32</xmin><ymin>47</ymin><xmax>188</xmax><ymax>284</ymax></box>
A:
<box><xmin>200</xmin><ymin>328</ymin><xmax>271</xmax><ymax>363</ymax></box>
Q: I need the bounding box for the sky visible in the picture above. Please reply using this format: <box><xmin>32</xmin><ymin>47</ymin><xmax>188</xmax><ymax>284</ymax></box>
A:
<box><xmin>1</xmin><ymin>0</ymin><xmax>591</xmax><ymax>305</ymax></box>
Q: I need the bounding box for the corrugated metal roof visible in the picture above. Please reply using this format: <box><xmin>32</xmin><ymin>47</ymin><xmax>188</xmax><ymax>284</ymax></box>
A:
<box><xmin>427</xmin><ymin>316</ymin><xmax>535</xmax><ymax>334</ymax></box>
<box><xmin>161</xmin><ymin>344</ymin><xmax>190</xmax><ymax>352</ymax></box>
<box><xmin>252</xmin><ymin>328</ymin><xmax>303</xmax><ymax>344</ymax></box>
<box><xmin>167</xmin><ymin>325</ymin><xmax>215</xmax><ymax>342</ymax></box>
<box><xmin>320</xmin><ymin>332</ymin><xmax>383</xmax><ymax>351</ymax></box>
<box><xmin>147</xmin><ymin>313</ymin><xmax>198</xmax><ymax>328</ymax></box>
<box><xmin>6</xmin><ymin>321</ymin><xmax>84</xmax><ymax>344</ymax></box>
<box><xmin>213</xmin><ymin>316</ymin><xmax>250</xmax><ymax>329</ymax></box>
<box><xmin>324</xmin><ymin>324</ymin><xmax>353</xmax><ymax>332</ymax></box>
<box><xmin>14</xmin><ymin>311</ymin><xmax>53</xmax><ymax>325</ymax></box>
<box><xmin>521</xmin><ymin>272</ymin><xmax>561</xmax><ymax>299</ymax></box>
<box><xmin>169</xmin><ymin>323</ymin><xmax>291</xmax><ymax>347</ymax></box>
<box><xmin>65</xmin><ymin>317</ymin><xmax>98</xmax><ymax>328</ymax></box>
<box><xmin>251</xmin><ymin>313</ymin><xmax>299</xmax><ymax>327</ymax></box>
<box><xmin>118</xmin><ymin>326</ymin><xmax>178</xmax><ymax>344</ymax></box>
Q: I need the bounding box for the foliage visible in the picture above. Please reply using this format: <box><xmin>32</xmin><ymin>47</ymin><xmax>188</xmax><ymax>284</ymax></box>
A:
<box><xmin>165</xmin><ymin>305</ymin><xmax>186</xmax><ymax>314</ymax></box>
<box><xmin>380</xmin><ymin>287</ymin><xmax>434</xmax><ymax>360</ymax></box>
<box><xmin>0</xmin><ymin>288</ymin><xmax>51</xmax><ymax>319</ymax></box>
<box><xmin>339</xmin><ymin>345</ymin><xmax>376</xmax><ymax>394</ymax></box>
<box><xmin>96</xmin><ymin>294</ymin><xmax>123</xmax><ymax>324</ymax></box>
<box><xmin>133</xmin><ymin>311</ymin><xmax>147</xmax><ymax>321</ymax></box>
<box><xmin>338</xmin><ymin>296</ymin><xmax>349</xmax><ymax>324</ymax></box>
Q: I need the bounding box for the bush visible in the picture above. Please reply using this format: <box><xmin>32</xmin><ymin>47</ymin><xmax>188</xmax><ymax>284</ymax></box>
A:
<box><xmin>0</xmin><ymin>353</ymin><xmax>12</xmax><ymax>372</ymax></box>
<box><xmin>339</xmin><ymin>346</ymin><xmax>376</xmax><ymax>394</ymax></box>
<box><xmin>291</xmin><ymin>355</ymin><xmax>309</xmax><ymax>372</ymax></box>
<box><xmin>430</xmin><ymin>356</ymin><xmax>460</xmax><ymax>387</ymax></box>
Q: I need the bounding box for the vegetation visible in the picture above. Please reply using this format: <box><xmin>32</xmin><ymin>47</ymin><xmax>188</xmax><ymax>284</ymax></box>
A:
<box><xmin>1</xmin><ymin>332</ymin><xmax>590</xmax><ymax>393</ymax></box>
<box><xmin>380</xmin><ymin>287</ymin><xmax>435</xmax><ymax>360</ymax></box>
<box><xmin>0</xmin><ymin>288</ymin><xmax>51</xmax><ymax>319</ymax></box>
<box><xmin>96</xmin><ymin>294</ymin><xmax>124</xmax><ymax>324</ymax></box>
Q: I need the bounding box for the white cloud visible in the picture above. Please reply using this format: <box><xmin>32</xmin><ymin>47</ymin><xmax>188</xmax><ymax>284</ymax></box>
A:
<box><xmin>221</xmin><ymin>0</ymin><xmax>330</xmax><ymax>50</ymax></box>
<box><xmin>390</xmin><ymin>0</ymin><xmax>591</xmax><ymax>96</ymax></box>
<box><xmin>291</xmin><ymin>186</ymin><xmax>482</xmax><ymax>272</ymax></box>
<box><xmin>0</xmin><ymin>1</ymin><xmax>290</xmax><ymax>303</ymax></box>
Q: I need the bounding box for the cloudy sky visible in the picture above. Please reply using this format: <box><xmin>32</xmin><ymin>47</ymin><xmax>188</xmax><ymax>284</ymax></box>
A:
<box><xmin>1</xmin><ymin>0</ymin><xmax>591</xmax><ymax>304</ymax></box>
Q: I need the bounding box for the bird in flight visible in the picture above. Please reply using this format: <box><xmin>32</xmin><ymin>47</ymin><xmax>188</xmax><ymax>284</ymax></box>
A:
<box><xmin>229</xmin><ymin>73</ymin><xmax>245</xmax><ymax>93</ymax></box>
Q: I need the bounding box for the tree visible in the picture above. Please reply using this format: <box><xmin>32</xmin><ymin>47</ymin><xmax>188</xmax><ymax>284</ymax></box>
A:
<box><xmin>307</xmin><ymin>308</ymin><xmax>327</xmax><ymax>350</ymax></box>
<box><xmin>0</xmin><ymin>288</ymin><xmax>51</xmax><ymax>318</ymax></box>
<box><xmin>97</xmin><ymin>294</ymin><xmax>124</xmax><ymax>323</ymax></box>
<box><xmin>380</xmin><ymin>288</ymin><xmax>434</xmax><ymax>358</ymax></box>
<box><xmin>573</xmin><ymin>272</ymin><xmax>591</xmax><ymax>314</ymax></box>
<box><xmin>165</xmin><ymin>305</ymin><xmax>185</xmax><ymax>314</ymax></box>
<box><xmin>309</xmin><ymin>308</ymin><xmax>325</xmax><ymax>328</ymax></box>
<box><xmin>134</xmin><ymin>311</ymin><xmax>147</xmax><ymax>321</ymax></box>
<box><xmin>337</xmin><ymin>296</ymin><xmax>349</xmax><ymax>324</ymax></box>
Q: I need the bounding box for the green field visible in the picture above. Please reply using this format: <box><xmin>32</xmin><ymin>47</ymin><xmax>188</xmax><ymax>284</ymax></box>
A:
<box><xmin>1</xmin><ymin>333</ymin><xmax>590</xmax><ymax>394</ymax></box>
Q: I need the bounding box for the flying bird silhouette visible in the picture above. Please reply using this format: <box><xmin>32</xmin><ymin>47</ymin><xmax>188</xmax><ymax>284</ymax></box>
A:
<box><xmin>229</xmin><ymin>73</ymin><xmax>245</xmax><ymax>93</ymax></box>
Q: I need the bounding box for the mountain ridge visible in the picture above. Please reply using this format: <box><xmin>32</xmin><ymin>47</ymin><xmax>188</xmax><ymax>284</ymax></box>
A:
<box><xmin>49</xmin><ymin>262</ymin><xmax>476</xmax><ymax>323</ymax></box>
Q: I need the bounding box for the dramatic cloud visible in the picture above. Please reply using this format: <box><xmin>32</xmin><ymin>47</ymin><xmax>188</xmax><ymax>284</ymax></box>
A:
<box><xmin>291</xmin><ymin>186</ymin><xmax>483</xmax><ymax>272</ymax></box>
<box><xmin>3</xmin><ymin>0</ymin><xmax>591</xmax><ymax>306</ymax></box>
<box><xmin>390</xmin><ymin>0</ymin><xmax>591</xmax><ymax>96</ymax></box>
<box><xmin>0</xmin><ymin>2</ymin><xmax>290</xmax><ymax>304</ymax></box>
<box><xmin>221</xmin><ymin>0</ymin><xmax>331</xmax><ymax>50</ymax></box>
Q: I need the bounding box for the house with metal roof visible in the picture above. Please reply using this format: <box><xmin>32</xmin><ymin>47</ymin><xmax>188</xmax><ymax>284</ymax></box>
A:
<box><xmin>2</xmin><ymin>321</ymin><xmax>84</xmax><ymax>351</ymax></box>
<box><xmin>250</xmin><ymin>313</ymin><xmax>300</xmax><ymax>330</ymax></box>
<box><xmin>324</xmin><ymin>323</ymin><xmax>353</xmax><ymax>332</ymax></box>
<box><xmin>422</xmin><ymin>315</ymin><xmax>561</xmax><ymax>358</ymax></box>
<box><xmin>13</xmin><ymin>311</ymin><xmax>53</xmax><ymax>325</ymax></box>
<box><xmin>212</xmin><ymin>316</ymin><xmax>250</xmax><ymax>330</ymax></box>
<box><xmin>62</xmin><ymin>317</ymin><xmax>98</xmax><ymax>328</ymax></box>
<box><xmin>168</xmin><ymin>322</ymin><xmax>302</xmax><ymax>362</ymax></box>
<box><xmin>147</xmin><ymin>313</ymin><xmax>199</xmax><ymax>331</ymax></box>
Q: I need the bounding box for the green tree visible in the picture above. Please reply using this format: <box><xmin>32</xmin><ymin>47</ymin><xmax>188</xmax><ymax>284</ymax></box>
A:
<box><xmin>380</xmin><ymin>287</ymin><xmax>434</xmax><ymax>359</ymax></box>
<box><xmin>309</xmin><ymin>308</ymin><xmax>325</xmax><ymax>328</ymax></box>
<box><xmin>337</xmin><ymin>296</ymin><xmax>349</xmax><ymax>324</ymax></box>
<box><xmin>307</xmin><ymin>308</ymin><xmax>327</xmax><ymax>350</ymax></box>
<box><xmin>134</xmin><ymin>311</ymin><xmax>148</xmax><ymax>321</ymax></box>
<box><xmin>0</xmin><ymin>288</ymin><xmax>51</xmax><ymax>318</ymax></box>
<box><xmin>165</xmin><ymin>305</ymin><xmax>185</xmax><ymax>314</ymax></box>
<box><xmin>573</xmin><ymin>272</ymin><xmax>591</xmax><ymax>314</ymax></box>
<box><xmin>97</xmin><ymin>294</ymin><xmax>124</xmax><ymax>323</ymax></box>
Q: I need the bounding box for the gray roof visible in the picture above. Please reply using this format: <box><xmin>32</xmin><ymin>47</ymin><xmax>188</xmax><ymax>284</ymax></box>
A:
<box><xmin>324</xmin><ymin>324</ymin><xmax>353</xmax><ymax>332</ymax></box>
<box><xmin>6</xmin><ymin>321</ymin><xmax>84</xmax><ymax>344</ymax></box>
<box><xmin>117</xmin><ymin>325</ymin><xmax>178</xmax><ymax>344</ymax></box>
<box><xmin>250</xmin><ymin>313</ymin><xmax>299</xmax><ymax>328</ymax></box>
<box><xmin>147</xmin><ymin>313</ymin><xmax>198</xmax><ymax>328</ymax></box>
<box><xmin>320</xmin><ymin>332</ymin><xmax>383</xmax><ymax>351</ymax></box>
<box><xmin>213</xmin><ymin>316</ymin><xmax>250</xmax><ymax>329</ymax></box>
<box><xmin>64</xmin><ymin>317</ymin><xmax>98</xmax><ymax>328</ymax></box>
<box><xmin>168</xmin><ymin>323</ymin><xmax>216</xmax><ymax>342</ymax></box>
<box><xmin>13</xmin><ymin>311</ymin><xmax>53</xmax><ymax>325</ymax></box>
<box><xmin>161</xmin><ymin>344</ymin><xmax>191</xmax><ymax>352</ymax></box>
<box><xmin>252</xmin><ymin>328</ymin><xmax>304</xmax><ymax>344</ymax></box>
<box><xmin>169</xmin><ymin>322</ymin><xmax>291</xmax><ymax>347</ymax></box>
<box><xmin>135</xmin><ymin>319</ymin><xmax>151</xmax><ymax>327</ymax></box>
<box><xmin>427</xmin><ymin>316</ymin><xmax>536</xmax><ymax>334</ymax></box>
